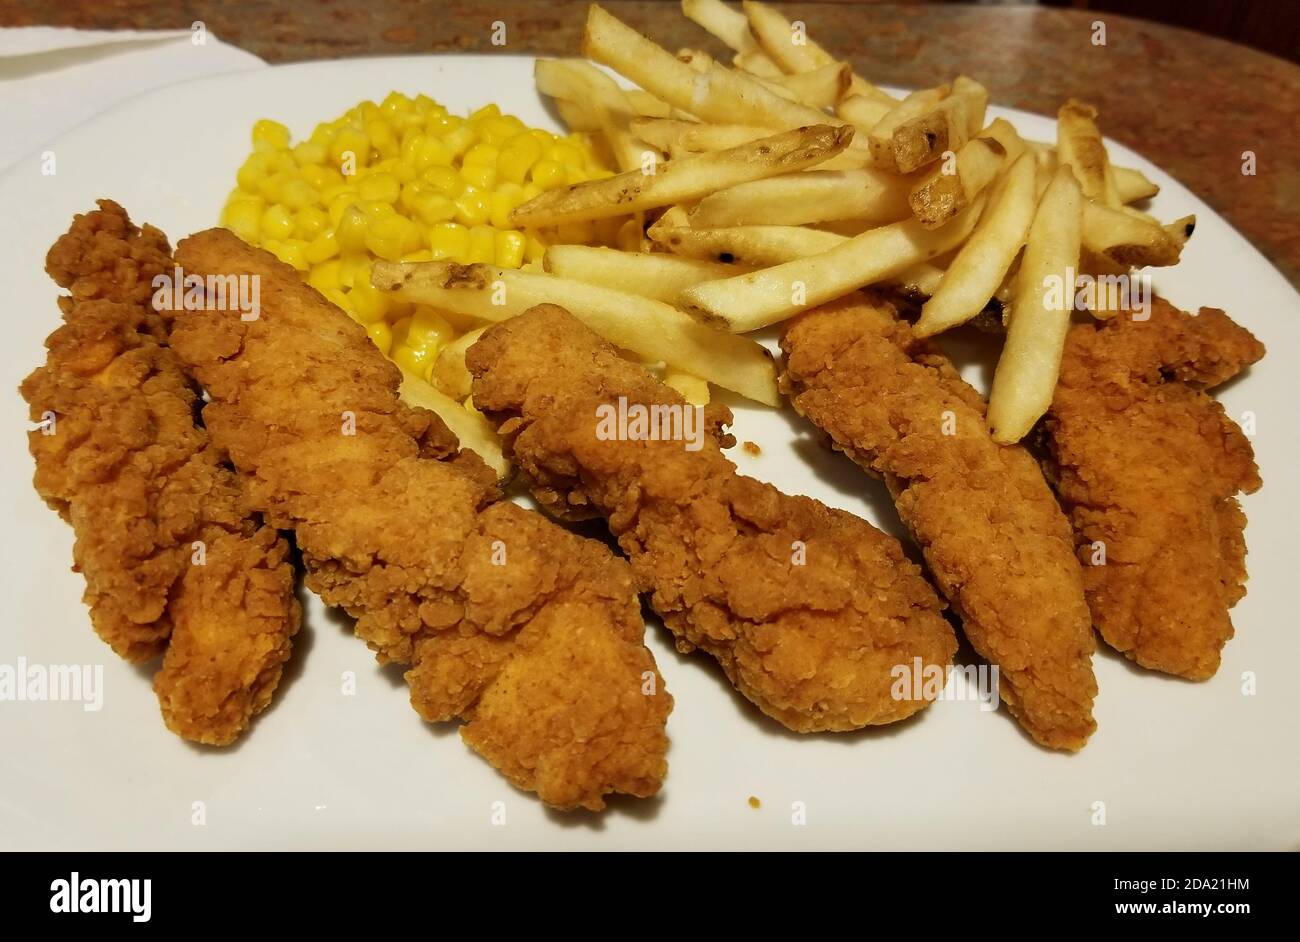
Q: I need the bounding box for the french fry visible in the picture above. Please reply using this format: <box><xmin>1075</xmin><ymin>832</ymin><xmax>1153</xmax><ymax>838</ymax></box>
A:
<box><xmin>986</xmin><ymin>166</ymin><xmax>1083</xmax><ymax>444</ymax></box>
<box><xmin>732</xmin><ymin>49</ymin><xmax>785</xmax><ymax>78</ymax></box>
<box><xmin>869</xmin><ymin>77</ymin><xmax>987</xmax><ymax>173</ymax></box>
<box><xmin>554</xmin><ymin>98</ymin><xmax>599</xmax><ymax>133</ymax></box>
<box><xmin>429</xmin><ymin>325</ymin><xmax>488</xmax><ymax>401</ymax></box>
<box><xmin>908</xmin><ymin>134</ymin><xmax>1007</xmax><ymax>229</ymax></box>
<box><xmin>914</xmin><ymin>152</ymin><xmax>1037</xmax><ymax>337</ymax></box>
<box><xmin>626</xmin><ymin>89</ymin><xmax>674</xmax><ymax>118</ymax></box>
<box><xmin>584</xmin><ymin>5</ymin><xmax>832</xmax><ymax>131</ymax></box>
<box><xmin>511</xmin><ymin>124</ymin><xmax>853</xmax><ymax>227</ymax></box>
<box><xmin>887</xmin><ymin>262</ymin><xmax>946</xmax><ymax>298</ymax></box>
<box><xmin>373</xmin><ymin>261</ymin><xmax>780</xmax><ymax>405</ymax></box>
<box><xmin>649</xmin><ymin>223</ymin><xmax>847</xmax><ymax>266</ymax></box>
<box><xmin>682</xmin><ymin>0</ymin><xmax>765</xmax><ymax>56</ymax></box>
<box><xmin>1056</xmin><ymin>99</ymin><xmax>1119</xmax><ymax>207</ymax></box>
<box><xmin>690</xmin><ymin>168</ymin><xmax>912</xmax><ymax>227</ymax></box>
<box><xmin>544</xmin><ymin>245</ymin><xmax>749</xmax><ymax>302</ymax></box>
<box><xmin>866</xmin><ymin>85</ymin><xmax>950</xmax><ymax>171</ymax></box>
<box><xmin>398</xmin><ymin>370</ymin><xmax>509</xmax><ymax>478</ymax></box>
<box><xmin>1112</xmin><ymin>164</ymin><xmax>1159</xmax><ymax>203</ymax></box>
<box><xmin>751</xmin><ymin>62</ymin><xmax>851</xmax><ymax>109</ymax></box>
<box><xmin>679</xmin><ymin>195</ymin><xmax>986</xmax><ymax>331</ymax></box>
<box><xmin>837</xmin><ymin>93</ymin><xmax>894</xmax><ymax>134</ymax></box>
<box><xmin>741</xmin><ymin>0</ymin><xmax>895</xmax><ymax>103</ymax></box>
<box><xmin>631</xmin><ymin>118</ymin><xmax>768</xmax><ymax>157</ymax></box>
<box><xmin>1082</xmin><ymin>200</ymin><xmax>1193</xmax><ymax>268</ymax></box>
<box><xmin>664</xmin><ymin>369</ymin><xmax>711</xmax><ymax>405</ymax></box>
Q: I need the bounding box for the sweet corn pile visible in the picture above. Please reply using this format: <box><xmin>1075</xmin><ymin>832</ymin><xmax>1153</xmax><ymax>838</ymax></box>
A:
<box><xmin>220</xmin><ymin>92</ymin><xmax>619</xmax><ymax>381</ymax></box>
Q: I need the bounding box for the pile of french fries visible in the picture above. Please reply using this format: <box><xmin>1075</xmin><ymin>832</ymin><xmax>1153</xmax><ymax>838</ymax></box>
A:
<box><xmin>381</xmin><ymin>0</ymin><xmax>1193</xmax><ymax>449</ymax></box>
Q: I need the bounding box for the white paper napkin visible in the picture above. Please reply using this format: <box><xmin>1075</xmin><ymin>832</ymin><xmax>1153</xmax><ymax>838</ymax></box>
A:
<box><xmin>0</xmin><ymin>26</ymin><xmax>266</xmax><ymax>173</ymax></box>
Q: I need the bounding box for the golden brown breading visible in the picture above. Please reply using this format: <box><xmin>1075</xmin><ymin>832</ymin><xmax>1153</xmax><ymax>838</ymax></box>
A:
<box><xmin>20</xmin><ymin>201</ymin><xmax>299</xmax><ymax>745</ymax></box>
<box><xmin>780</xmin><ymin>292</ymin><xmax>1097</xmax><ymax>751</ymax></box>
<box><xmin>1043</xmin><ymin>299</ymin><xmax>1264</xmax><ymax>680</ymax></box>
<box><xmin>170</xmin><ymin>229</ymin><xmax>670</xmax><ymax>810</ymax></box>
<box><xmin>466</xmin><ymin>305</ymin><xmax>957</xmax><ymax>733</ymax></box>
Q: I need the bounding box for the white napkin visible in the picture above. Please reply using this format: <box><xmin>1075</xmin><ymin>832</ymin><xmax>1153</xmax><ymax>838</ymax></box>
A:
<box><xmin>0</xmin><ymin>27</ymin><xmax>266</xmax><ymax>173</ymax></box>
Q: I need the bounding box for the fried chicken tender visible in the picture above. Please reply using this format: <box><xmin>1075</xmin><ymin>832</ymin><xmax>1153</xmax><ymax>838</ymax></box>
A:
<box><xmin>780</xmin><ymin>292</ymin><xmax>1097</xmax><ymax>750</ymax></box>
<box><xmin>20</xmin><ymin>201</ymin><xmax>299</xmax><ymax>745</ymax></box>
<box><xmin>1043</xmin><ymin>299</ymin><xmax>1264</xmax><ymax>680</ymax></box>
<box><xmin>466</xmin><ymin>305</ymin><xmax>957</xmax><ymax>733</ymax></box>
<box><xmin>170</xmin><ymin>229</ymin><xmax>670</xmax><ymax>810</ymax></box>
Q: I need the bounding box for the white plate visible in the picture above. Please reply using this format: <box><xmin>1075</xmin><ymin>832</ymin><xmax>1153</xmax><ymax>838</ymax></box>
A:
<box><xmin>2</xmin><ymin>56</ymin><xmax>1298</xmax><ymax>851</ymax></box>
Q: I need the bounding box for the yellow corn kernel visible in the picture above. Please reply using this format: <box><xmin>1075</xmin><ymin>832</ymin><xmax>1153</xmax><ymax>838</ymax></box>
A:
<box><xmin>335</xmin><ymin>205</ymin><xmax>369</xmax><ymax>253</ymax></box>
<box><xmin>366</xmin><ymin>119</ymin><xmax>398</xmax><ymax>158</ymax></box>
<box><xmin>252</xmin><ymin>119</ymin><xmax>290</xmax><ymax>152</ymax></box>
<box><xmin>390</xmin><ymin>315</ymin><xmax>412</xmax><ymax>347</ymax></box>
<box><xmin>349</xmin><ymin>280</ymin><xmax>390</xmax><ymax>324</ymax></box>
<box><xmin>400</xmin><ymin>249</ymin><xmax>433</xmax><ymax>263</ymax></box>
<box><xmin>441</xmin><ymin>123</ymin><xmax>477</xmax><ymax>158</ymax></box>
<box><xmin>339</xmin><ymin>255</ymin><xmax>371</xmax><ymax>290</ymax></box>
<box><xmin>453</xmin><ymin>188</ymin><xmax>490</xmax><ymax>227</ymax></box>
<box><xmin>260</xmin><ymin>204</ymin><xmax>294</xmax><ymax>241</ymax></box>
<box><xmin>468</xmin><ymin>225</ymin><xmax>496</xmax><ymax>264</ymax></box>
<box><xmin>277</xmin><ymin>177</ymin><xmax>317</xmax><ymax>210</ymax></box>
<box><xmin>479</xmin><ymin>115</ymin><xmax>523</xmax><ymax>146</ymax></box>
<box><xmin>326</xmin><ymin>193</ymin><xmax>357</xmax><ymax>226</ymax></box>
<box><xmin>293</xmin><ymin>140</ymin><xmax>327</xmax><ymax>166</ymax></box>
<box><xmin>463</xmin><ymin>143</ymin><xmax>500</xmax><ymax>167</ymax></box>
<box><xmin>468</xmin><ymin>103</ymin><xmax>501</xmax><ymax>122</ymax></box>
<box><xmin>357</xmin><ymin>199</ymin><xmax>395</xmax><ymax>218</ymax></box>
<box><xmin>428</xmin><ymin>222</ymin><xmax>471</xmax><ymax>261</ymax></box>
<box><xmin>270</xmin><ymin>239</ymin><xmax>309</xmax><ymax>271</ymax></box>
<box><xmin>529</xmin><ymin>128</ymin><xmax>553</xmax><ymax>149</ymax></box>
<box><xmin>322</xmin><ymin>287</ymin><xmax>354</xmax><ymax>315</ymax></box>
<box><xmin>364</xmin><ymin>214</ymin><xmax>421</xmax><ymax>262</ymax></box>
<box><xmin>357</xmin><ymin>171</ymin><xmax>400</xmax><ymax>204</ymax></box>
<box><xmin>330</xmin><ymin>126</ymin><xmax>370</xmax><ymax>173</ymax></box>
<box><xmin>426</xmin><ymin>111</ymin><xmax>460</xmax><ymax>135</ymax></box>
<box><xmin>546</xmin><ymin>142</ymin><xmax>585</xmax><ymax>168</ymax></box>
<box><xmin>304</xmin><ymin>229</ymin><xmax>339</xmax><ymax>263</ymax></box>
<box><xmin>530</xmin><ymin>159</ymin><xmax>566</xmax><ymax>190</ymax></box>
<box><xmin>300</xmin><ymin>164</ymin><xmax>343</xmax><ymax>190</ymax></box>
<box><xmin>524</xmin><ymin>230</ymin><xmax>547</xmax><ymax>263</ymax></box>
<box><xmin>416</xmin><ymin>136</ymin><xmax>454</xmax><ymax>170</ymax></box>
<box><xmin>365</xmin><ymin>320</ymin><xmax>393</xmax><ymax>356</ymax></box>
<box><xmin>460</xmin><ymin>163</ymin><xmax>498</xmax><ymax>190</ymax></box>
<box><xmin>488</xmin><ymin>185</ymin><xmax>524</xmax><ymax>229</ymax></box>
<box><xmin>412</xmin><ymin>192</ymin><xmax>457</xmax><ymax>226</ymax></box>
<box><xmin>235</xmin><ymin>154</ymin><xmax>271</xmax><ymax>192</ymax></box>
<box><xmin>391</xmin><ymin>341</ymin><xmax>436</xmax><ymax>380</ymax></box>
<box><xmin>497</xmin><ymin>132</ymin><xmax>542</xmax><ymax>184</ymax></box>
<box><xmin>409</xmin><ymin>307</ymin><xmax>455</xmax><ymax>352</ymax></box>
<box><xmin>421</xmin><ymin>164</ymin><xmax>463</xmax><ymax>196</ymax></box>
<box><xmin>221</xmin><ymin>200</ymin><xmax>262</xmax><ymax>243</ymax></box>
<box><xmin>307</xmin><ymin>259</ymin><xmax>341</xmax><ymax>294</ymax></box>
<box><xmin>494</xmin><ymin>230</ymin><xmax>526</xmax><ymax>269</ymax></box>
<box><xmin>294</xmin><ymin>205</ymin><xmax>330</xmax><ymax>240</ymax></box>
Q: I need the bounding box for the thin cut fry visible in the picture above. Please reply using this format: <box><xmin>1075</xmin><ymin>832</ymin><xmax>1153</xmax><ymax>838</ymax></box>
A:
<box><xmin>1056</xmin><ymin>99</ymin><xmax>1119</xmax><ymax>207</ymax></box>
<box><xmin>649</xmin><ymin>223</ymin><xmax>847</xmax><ymax>266</ymax></box>
<box><xmin>511</xmin><ymin>124</ymin><xmax>852</xmax><ymax>227</ymax></box>
<box><xmin>679</xmin><ymin>195</ymin><xmax>986</xmax><ymax>331</ymax></box>
<box><xmin>914</xmin><ymin>152</ymin><xmax>1037</xmax><ymax>337</ymax></box>
<box><xmin>986</xmin><ymin>166</ymin><xmax>1083</xmax><ymax>443</ymax></box>
<box><xmin>398</xmin><ymin>370</ymin><xmax>509</xmax><ymax>478</ymax></box>
<box><xmin>690</xmin><ymin>168</ymin><xmax>912</xmax><ymax>227</ymax></box>
<box><xmin>544</xmin><ymin>245</ymin><xmax>749</xmax><ymax>302</ymax></box>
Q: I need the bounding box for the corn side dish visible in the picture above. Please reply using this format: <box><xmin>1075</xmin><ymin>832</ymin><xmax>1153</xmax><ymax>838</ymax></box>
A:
<box><xmin>220</xmin><ymin>92</ymin><xmax>621</xmax><ymax>383</ymax></box>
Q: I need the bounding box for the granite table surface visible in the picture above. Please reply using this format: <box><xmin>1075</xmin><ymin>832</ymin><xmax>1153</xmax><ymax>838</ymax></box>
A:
<box><xmin>4</xmin><ymin>0</ymin><xmax>1297</xmax><ymax>291</ymax></box>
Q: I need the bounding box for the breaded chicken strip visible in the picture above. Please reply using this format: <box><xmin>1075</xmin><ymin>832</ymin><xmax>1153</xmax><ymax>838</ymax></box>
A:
<box><xmin>170</xmin><ymin>230</ymin><xmax>670</xmax><ymax>810</ymax></box>
<box><xmin>780</xmin><ymin>293</ymin><xmax>1097</xmax><ymax>751</ymax></box>
<box><xmin>1043</xmin><ymin>299</ymin><xmax>1264</xmax><ymax>680</ymax></box>
<box><xmin>20</xmin><ymin>201</ymin><xmax>299</xmax><ymax>745</ymax></box>
<box><xmin>466</xmin><ymin>305</ymin><xmax>956</xmax><ymax>733</ymax></box>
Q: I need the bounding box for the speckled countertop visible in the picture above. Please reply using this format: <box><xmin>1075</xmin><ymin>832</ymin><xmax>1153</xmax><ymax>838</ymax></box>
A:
<box><xmin>5</xmin><ymin>0</ymin><xmax>1298</xmax><ymax>289</ymax></box>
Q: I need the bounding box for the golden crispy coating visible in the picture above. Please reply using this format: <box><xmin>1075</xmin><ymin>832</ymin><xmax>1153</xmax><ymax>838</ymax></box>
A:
<box><xmin>780</xmin><ymin>293</ymin><xmax>1097</xmax><ymax>751</ymax></box>
<box><xmin>170</xmin><ymin>229</ymin><xmax>670</xmax><ymax>810</ymax></box>
<box><xmin>20</xmin><ymin>201</ymin><xmax>299</xmax><ymax>745</ymax></box>
<box><xmin>1044</xmin><ymin>299</ymin><xmax>1264</xmax><ymax>679</ymax></box>
<box><xmin>467</xmin><ymin>305</ymin><xmax>957</xmax><ymax>733</ymax></box>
